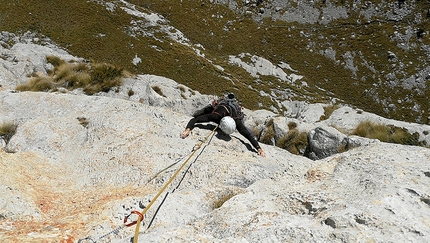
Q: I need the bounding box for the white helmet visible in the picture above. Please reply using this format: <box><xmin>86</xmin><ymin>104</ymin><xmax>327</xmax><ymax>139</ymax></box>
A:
<box><xmin>219</xmin><ymin>116</ymin><xmax>236</xmax><ymax>135</ymax></box>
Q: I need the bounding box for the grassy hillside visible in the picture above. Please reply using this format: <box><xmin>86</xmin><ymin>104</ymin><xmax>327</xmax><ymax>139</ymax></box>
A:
<box><xmin>1</xmin><ymin>0</ymin><xmax>429</xmax><ymax>123</ymax></box>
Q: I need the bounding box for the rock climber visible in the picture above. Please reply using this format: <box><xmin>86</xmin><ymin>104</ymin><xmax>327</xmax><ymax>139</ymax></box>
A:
<box><xmin>180</xmin><ymin>93</ymin><xmax>266</xmax><ymax>157</ymax></box>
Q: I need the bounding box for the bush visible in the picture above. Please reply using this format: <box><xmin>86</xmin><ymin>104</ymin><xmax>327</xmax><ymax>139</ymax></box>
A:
<box><xmin>0</xmin><ymin>122</ymin><xmax>18</xmax><ymax>144</ymax></box>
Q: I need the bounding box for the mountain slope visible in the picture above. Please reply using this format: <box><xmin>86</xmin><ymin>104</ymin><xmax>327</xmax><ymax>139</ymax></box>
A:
<box><xmin>0</xmin><ymin>0</ymin><xmax>429</xmax><ymax>122</ymax></box>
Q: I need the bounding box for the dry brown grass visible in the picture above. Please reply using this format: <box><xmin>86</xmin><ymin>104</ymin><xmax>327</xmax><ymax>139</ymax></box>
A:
<box><xmin>16</xmin><ymin>56</ymin><xmax>124</xmax><ymax>95</ymax></box>
<box><xmin>277</xmin><ymin>129</ymin><xmax>308</xmax><ymax>155</ymax></box>
<box><xmin>212</xmin><ymin>191</ymin><xmax>238</xmax><ymax>209</ymax></box>
<box><xmin>319</xmin><ymin>105</ymin><xmax>339</xmax><ymax>121</ymax></box>
<box><xmin>0</xmin><ymin>121</ymin><xmax>18</xmax><ymax>144</ymax></box>
<box><xmin>151</xmin><ymin>85</ymin><xmax>165</xmax><ymax>97</ymax></box>
<box><xmin>352</xmin><ymin>120</ymin><xmax>424</xmax><ymax>146</ymax></box>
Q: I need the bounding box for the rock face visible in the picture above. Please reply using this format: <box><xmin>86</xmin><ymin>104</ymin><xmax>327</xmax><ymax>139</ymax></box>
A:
<box><xmin>1</xmin><ymin>43</ymin><xmax>430</xmax><ymax>243</ymax></box>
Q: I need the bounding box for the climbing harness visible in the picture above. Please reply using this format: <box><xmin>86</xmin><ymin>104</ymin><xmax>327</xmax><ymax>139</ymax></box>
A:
<box><xmin>78</xmin><ymin>125</ymin><xmax>218</xmax><ymax>243</ymax></box>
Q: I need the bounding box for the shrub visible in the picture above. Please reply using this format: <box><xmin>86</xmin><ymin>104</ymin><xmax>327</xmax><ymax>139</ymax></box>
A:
<box><xmin>0</xmin><ymin>121</ymin><xmax>18</xmax><ymax>144</ymax></box>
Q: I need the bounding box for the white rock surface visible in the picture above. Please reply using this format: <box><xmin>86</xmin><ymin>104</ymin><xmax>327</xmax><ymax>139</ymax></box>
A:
<box><xmin>1</xmin><ymin>42</ymin><xmax>430</xmax><ymax>243</ymax></box>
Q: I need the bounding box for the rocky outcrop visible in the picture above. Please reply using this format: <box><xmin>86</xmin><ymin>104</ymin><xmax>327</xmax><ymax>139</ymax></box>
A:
<box><xmin>1</xmin><ymin>42</ymin><xmax>430</xmax><ymax>243</ymax></box>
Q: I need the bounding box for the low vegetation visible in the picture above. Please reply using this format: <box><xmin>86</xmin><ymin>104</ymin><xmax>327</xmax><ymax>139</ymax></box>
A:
<box><xmin>276</xmin><ymin>129</ymin><xmax>308</xmax><ymax>155</ymax></box>
<box><xmin>212</xmin><ymin>191</ymin><xmax>238</xmax><ymax>209</ymax></box>
<box><xmin>151</xmin><ymin>85</ymin><xmax>165</xmax><ymax>97</ymax></box>
<box><xmin>260</xmin><ymin>119</ymin><xmax>275</xmax><ymax>145</ymax></box>
<box><xmin>255</xmin><ymin>118</ymin><xmax>427</xmax><ymax>158</ymax></box>
<box><xmin>2</xmin><ymin>1</ymin><xmax>429</xmax><ymax>122</ymax></box>
<box><xmin>16</xmin><ymin>56</ymin><xmax>125</xmax><ymax>95</ymax></box>
<box><xmin>0</xmin><ymin>121</ymin><xmax>18</xmax><ymax>145</ymax></box>
<box><xmin>319</xmin><ymin>105</ymin><xmax>339</xmax><ymax>121</ymax></box>
<box><xmin>352</xmin><ymin>121</ymin><xmax>426</xmax><ymax>146</ymax></box>
<box><xmin>259</xmin><ymin>119</ymin><xmax>308</xmax><ymax>155</ymax></box>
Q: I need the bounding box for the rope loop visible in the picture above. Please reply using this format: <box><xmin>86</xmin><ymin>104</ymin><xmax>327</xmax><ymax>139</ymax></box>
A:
<box><xmin>124</xmin><ymin>210</ymin><xmax>145</xmax><ymax>227</ymax></box>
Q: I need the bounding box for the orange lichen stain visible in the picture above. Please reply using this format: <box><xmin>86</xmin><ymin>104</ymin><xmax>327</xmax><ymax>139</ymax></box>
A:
<box><xmin>1</xmin><ymin>151</ymin><xmax>154</xmax><ymax>242</ymax></box>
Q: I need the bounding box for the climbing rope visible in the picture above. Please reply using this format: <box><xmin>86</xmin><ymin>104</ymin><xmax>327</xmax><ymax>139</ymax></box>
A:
<box><xmin>132</xmin><ymin>125</ymin><xmax>218</xmax><ymax>243</ymax></box>
<box><xmin>78</xmin><ymin>125</ymin><xmax>218</xmax><ymax>243</ymax></box>
<box><xmin>147</xmin><ymin>156</ymin><xmax>184</xmax><ymax>183</ymax></box>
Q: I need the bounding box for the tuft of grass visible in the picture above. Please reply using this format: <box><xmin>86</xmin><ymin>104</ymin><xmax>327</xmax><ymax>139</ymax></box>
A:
<box><xmin>46</xmin><ymin>55</ymin><xmax>66</xmax><ymax>69</ymax></box>
<box><xmin>260</xmin><ymin>119</ymin><xmax>275</xmax><ymax>145</ymax></box>
<box><xmin>276</xmin><ymin>129</ymin><xmax>308</xmax><ymax>155</ymax></box>
<box><xmin>352</xmin><ymin>120</ymin><xmax>425</xmax><ymax>146</ymax></box>
<box><xmin>16</xmin><ymin>76</ymin><xmax>55</xmax><ymax>92</ymax></box>
<box><xmin>0</xmin><ymin>122</ymin><xmax>18</xmax><ymax>145</ymax></box>
<box><xmin>128</xmin><ymin>89</ymin><xmax>135</xmax><ymax>97</ymax></box>
<box><xmin>319</xmin><ymin>105</ymin><xmax>339</xmax><ymax>121</ymax></box>
<box><xmin>288</xmin><ymin>121</ymin><xmax>297</xmax><ymax>130</ymax></box>
<box><xmin>84</xmin><ymin>63</ymin><xmax>124</xmax><ymax>94</ymax></box>
<box><xmin>151</xmin><ymin>85</ymin><xmax>165</xmax><ymax>97</ymax></box>
<box><xmin>212</xmin><ymin>191</ymin><xmax>237</xmax><ymax>209</ymax></box>
<box><xmin>352</xmin><ymin>121</ymin><xmax>391</xmax><ymax>142</ymax></box>
<box><xmin>16</xmin><ymin>56</ymin><xmax>124</xmax><ymax>94</ymax></box>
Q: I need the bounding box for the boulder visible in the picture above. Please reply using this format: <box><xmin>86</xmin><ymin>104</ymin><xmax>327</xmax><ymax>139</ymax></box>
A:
<box><xmin>305</xmin><ymin>126</ymin><xmax>349</xmax><ymax>160</ymax></box>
